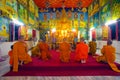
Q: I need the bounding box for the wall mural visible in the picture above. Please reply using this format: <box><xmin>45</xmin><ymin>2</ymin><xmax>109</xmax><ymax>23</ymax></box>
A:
<box><xmin>0</xmin><ymin>0</ymin><xmax>5</xmax><ymax>6</ymax></box>
<box><xmin>89</xmin><ymin>16</ymin><xmax>93</xmax><ymax>28</ymax></box>
<box><xmin>18</xmin><ymin>4</ymin><xmax>24</xmax><ymax>22</ymax></box>
<box><xmin>99</xmin><ymin>0</ymin><xmax>109</xmax><ymax>7</ymax></box>
<box><xmin>88</xmin><ymin>3</ymin><xmax>93</xmax><ymax>17</ymax></box>
<box><xmin>0</xmin><ymin>17</ymin><xmax>9</xmax><ymax>42</ymax></box>
<box><xmin>102</xmin><ymin>25</ymin><xmax>109</xmax><ymax>40</ymax></box>
<box><xmin>100</xmin><ymin>3</ymin><xmax>111</xmax><ymax>25</ymax></box>
<box><xmin>93</xmin><ymin>12</ymin><xmax>99</xmax><ymax>28</ymax></box>
<box><xmin>4</xmin><ymin>0</ymin><xmax>18</xmax><ymax>20</ymax></box>
<box><xmin>39</xmin><ymin>8</ymin><xmax>88</xmax><ymax>43</ymax></box>
<box><xmin>96</xmin><ymin>28</ymin><xmax>102</xmax><ymax>40</ymax></box>
<box><xmin>111</xmin><ymin>0</ymin><xmax>120</xmax><ymax>20</ymax></box>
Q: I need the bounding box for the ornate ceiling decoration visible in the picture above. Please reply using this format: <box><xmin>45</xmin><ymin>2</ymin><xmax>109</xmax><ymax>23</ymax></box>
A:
<box><xmin>33</xmin><ymin>0</ymin><xmax>93</xmax><ymax>9</ymax></box>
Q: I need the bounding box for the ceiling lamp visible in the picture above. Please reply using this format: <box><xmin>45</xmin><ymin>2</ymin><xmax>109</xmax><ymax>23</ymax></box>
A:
<box><xmin>77</xmin><ymin>0</ymin><xmax>87</xmax><ymax>13</ymax></box>
<box><xmin>77</xmin><ymin>0</ymin><xmax>82</xmax><ymax>10</ymax></box>
<box><xmin>62</xmin><ymin>0</ymin><xmax>65</xmax><ymax>8</ymax></box>
<box><xmin>45</xmin><ymin>0</ymin><xmax>50</xmax><ymax>12</ymax></box>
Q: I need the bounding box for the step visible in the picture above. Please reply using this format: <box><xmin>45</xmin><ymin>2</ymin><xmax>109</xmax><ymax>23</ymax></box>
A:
<box><xmin>0</xmin><ymin>57</ymin><xmax>10</xmax><ymax>76</ymax></box>
<box><xmin>19</xmin><ymin>63</ymin><xmax>111</xmax><ymax>71</ymax></box>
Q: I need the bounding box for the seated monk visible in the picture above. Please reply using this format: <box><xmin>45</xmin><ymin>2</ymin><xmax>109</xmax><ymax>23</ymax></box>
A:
<box><xmin>59</xmin><ymin>38</ymin><xmax>71</xmax><ymax>63</ymax></box>
<box><xmin>31</xmin><ymin>40</ymin><xmax>41</xmax><ymax>57</ymax></box>
<box><xmin>75</xmin><ymin>37</ymin><xmax>89</xmax><ymax>63</ymax></box>
<box><xmin>96</xmin><ymin>39</ymin><xmax>120</xmax><ymax>72</ymax></box>
<box><xmin>39</xmin><ymin>39</ymin><xmax>51</xmax><ymax>61</ymax></box>
<box><xmin>89</xmin><ymin>38</ymin><xmax>97</xmax><ymax>56</ymax></box>
<box><xmin>12</xmin><ymin>35</ymin><xmax>32</xmax><ymax>72</ymax></box>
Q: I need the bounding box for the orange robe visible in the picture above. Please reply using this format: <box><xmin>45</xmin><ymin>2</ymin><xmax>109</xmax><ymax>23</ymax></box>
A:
<box><xmin>13</xmin><ymin>41</ymin><xmax>32</xmax><ymax>72</ymax></box>
<box><xmin>39</xmin><ymin>42</ymin><xmax>51</xmax><ymax>60</ymax></box>
<box><xmin>31</xmin><ymin>44</ymin><xmax>40</xmax><ymax>57</ymax></box>
<box><xmin>8</xmin><ymin>50</ymin><xmax>13</xmax><ymax>65</ymax></box>
<box><xmin>89</xmin><ymin>41</ymin><xmax>97</xmax><ymax>55</ymax></box>
<box><xmin>96</xmin><ymin>45</ymin><xmax>120</xmax><ymax>72</ymax></box>
<box><xmin>75</xmin><ymin>42</ymin><xmax>89</xmax><ymax>61</ymax></box>
<box><xmin>59</xmin><ymin>42</ymin><xmax>71</xmax><ymax>62</ymax></box>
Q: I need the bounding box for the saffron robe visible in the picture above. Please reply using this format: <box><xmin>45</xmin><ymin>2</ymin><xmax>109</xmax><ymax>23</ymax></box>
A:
<box><xmin>31</xmin><ymin>44</ymin><xmax>40</xmax><ymax>57</ymax></box>
<box><xmin>96</xmin><ymin>45</ymin><xmax>120</xmax><ymax>72</ymax></box>
<box><xmin>13</xmin><ymin>41</ymin><xmax>32</xmax><ymax>72</ymax></box>
<box><xmin>8</xmin><ymin>50</ymin><xmax>13</xmax><ymax>65</ymax></box>
<box><xmin>39</xmin><ymin>42</ymin><xmax>51</xmax><ymax>60</ymax></box>
<box><xmin>75</xmin><ymin>42</ymin><xmax>89</xmax><ymax>61</ymax></box>
<box><xmin>59</xmin><ymin>42</ymin><xmax>71</xmax><ymax>62</ymax></box>
<box><xmin>89</xmin><ymin>41</ymin><xmax>97</xmax><ymax>55</ymax></box>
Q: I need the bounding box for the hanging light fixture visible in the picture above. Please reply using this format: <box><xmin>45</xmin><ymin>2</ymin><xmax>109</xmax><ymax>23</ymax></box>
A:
<box><xmin>62</xmin><ymin>0</ymin><xmax>65</xmax><ymax>9</ymax></box>
<box><xmin>45</xmin><ymin>0</ymin><xmax>50</xmax><ymax>12</ymax></box>
<box><xmin>77</xmin><ymin>0</ymin><xmax>82</xmax><ymax>11</ymax></box>
<box><xmin>77</xmin><ymin>0</ymin><xmax>87</xmax><ymax>13</ymax></box>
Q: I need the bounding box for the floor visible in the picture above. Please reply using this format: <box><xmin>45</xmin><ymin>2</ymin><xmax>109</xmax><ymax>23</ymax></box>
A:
<box><xmin>1</xmin><ymin>51</ymin><xmax>120</xmax><ymax>80</ymax></box>
<box><xmin>0</xmin><ymin>76</ymin><xmax>120</xmax><ymax>80</ymax></box>
<box><xmin>116</xmin><ymin>53</ymin><xmax>120</xmax><ymax>64</ymax></box>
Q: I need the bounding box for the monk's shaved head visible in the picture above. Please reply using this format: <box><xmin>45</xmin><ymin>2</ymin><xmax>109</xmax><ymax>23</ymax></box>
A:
<box><xmin>19</xmin><ymin>35</ymin><xmax>24</xmax><ymax>39</ymax></box>
<box><xmin>107</xmin><ymin>39</ymin><xmax>112</xmax><ymax>45</ymax></box>
<box><xmin>80</xmin><ymin>37</ymin><xmax>84</xmax><ymax>42</ymax></box>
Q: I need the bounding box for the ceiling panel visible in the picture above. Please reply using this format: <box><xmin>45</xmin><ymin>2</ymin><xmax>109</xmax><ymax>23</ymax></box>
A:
<box><xmin>34</xmin><ymin>0</ymin><xmax>93</xmax><ymax>8</ymax></box>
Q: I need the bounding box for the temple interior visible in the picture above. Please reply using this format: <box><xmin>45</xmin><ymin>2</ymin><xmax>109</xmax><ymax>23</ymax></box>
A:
<box><xmin>0</xmin><ymin>0</ymin><xmax>120</xmax><ymax>79</ymax></box>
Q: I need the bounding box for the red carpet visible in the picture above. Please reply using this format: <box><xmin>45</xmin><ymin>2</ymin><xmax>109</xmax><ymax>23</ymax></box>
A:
<box><xmin>3</xmin><ymin>50</ymin><xmax>120</xmax><ymax>76</ymax></box>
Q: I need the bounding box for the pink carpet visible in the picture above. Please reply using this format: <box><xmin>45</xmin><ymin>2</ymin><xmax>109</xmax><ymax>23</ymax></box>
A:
<box><xmin>3</xmin><ymin>50</ymin><xmax>120</xmax><ymax>76</ymax></box>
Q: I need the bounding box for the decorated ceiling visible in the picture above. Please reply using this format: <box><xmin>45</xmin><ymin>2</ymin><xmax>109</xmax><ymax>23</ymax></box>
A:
<box><xmin>33</xmin><ymin>0</ymin><xmax>93</xmax><ymax>8</ymax></box>
<box><xmin>33</xmin><ymin>0</ymin><xmax>93</xmax><ymax>41</ymax></box>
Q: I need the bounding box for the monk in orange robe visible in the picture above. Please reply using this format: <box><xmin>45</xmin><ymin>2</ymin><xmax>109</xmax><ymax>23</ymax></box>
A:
<box><xmin>12</xmin><ymin>35</ymin><xmax>32</xmax><ymax>72</ymax></box>
<box><xmin>89</xmin><ymin>38</ymin><xmax>97</xmax><ymax>56</ymax></box>
<box><xmin>59</xmin><ymin>38</ymin><xmax>71</xmax><ymax>62</ymax></box>
<box><xmin>31</xmin><ymin>40</ymin><xmax>41</xmax><ymax>57</ymax></box>
<box><xmin>8</xmin><ymin>45</ymin><xmax>13</xmax><ymax>66</ymax></box>
<box><xmin>96</xmin><ymin>39</ymin><xmax>120</xmax><ymax>72</ymax></box>
<box><xmin>75</xmin><ymin>38</ymin><xmax>89</xmax><ymax>63</ymax></box>
<box><xmin>31</xmin><ymin>45</ymin><xmax>40</xmax><ymax>57</ymax></box>
<box><xmin>39</xmin><ymin>40</ymin><xmax>51</xmax><ymax>61</ymax></box>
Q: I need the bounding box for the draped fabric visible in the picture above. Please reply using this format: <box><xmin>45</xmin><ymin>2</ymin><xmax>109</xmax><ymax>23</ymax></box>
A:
<box><xmin>96</xmin><ymin>45</ymin><xmax>120</xmax><ymax>72</ymax></box>
<box><xmin>13</xmin><ymin>41</ymin><xmax>32</xmax><ymax>72</ymax></box>
<box><xmin>75</xmin><ymin>42</ymin><xmax>89</xmax><ymax>61</ymax></box>
<box><xmin>31</xmin><ymin>43</ymin><xmax>40</xmax><ymax>57</ymax></box>
<box><xmin>8</xmin><ymin>50</ymin><xmax>13</xmax><ymax>65</ymax></box>
<box><xmin>89</xmin><ymin>41</ymin><xmax>97</xmax><ymax>55</ymax></box>
<box><xmin>39</xmin><ymin>42</ymin><xmax>51</xmax><ymax>60</ymax></box>
<box><xmin>59</xmin><ymin>42</ymin><xmax>71</xmax><ymax>62</ymax></box>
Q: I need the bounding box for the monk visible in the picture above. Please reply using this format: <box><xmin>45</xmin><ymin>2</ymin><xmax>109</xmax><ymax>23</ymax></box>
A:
<box><xmin>12</xmin><ymin>35</ymin><xmax>32</xmax><ymax>72</ymax></box>
<box><xmin>96</xmin><ymin>39</ymin><xmax>120</xmax><ymax>72</ymax></box>
<box><xmin>31</xmin><ymin>40</ymin><xmax>41</xmax><ymax>57</ymax></box>
<box><xmin>75</xmin><ymin>38</ymin><xmax>89</xmax><ymax>63</ymax></box>
<box><xmin>8</xmin><ymin>45</ymin><xmax>13</xmax><ymax>66</ymax></box>
<box><xmin>39</xmin><ymin>40</ymin><xmax>51</xmax><ymax>61</ymax></box>
<box><xmin>89</xmin><ymin>38</ymin><xmax>97</xmax><ymax>56</ymax></box>
<box><xmin>59</xmin><ymin>38</ymin><xmax>71</xmax><ymax>62</ymax></box>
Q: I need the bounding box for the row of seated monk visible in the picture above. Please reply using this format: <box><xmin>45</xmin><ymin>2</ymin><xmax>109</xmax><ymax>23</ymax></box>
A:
<box><xmin>8</xmin><ymin>36</ymin><xmax>120</xmax><ymax>72</ymax></box>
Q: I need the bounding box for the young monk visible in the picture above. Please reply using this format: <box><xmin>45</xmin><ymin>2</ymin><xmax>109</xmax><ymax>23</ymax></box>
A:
<box><xmin>89</xmin><ymin>38</ymin><xmax>97</xmax><ymax>56</ymax></box>
<box><xmin>12</xmin><ymin>35</ymin><xmax>32</xmax><ymax>72</ymax></box>
<box><xmin>96</xmin><ymin>39</ymin><xmax>120</xmax><ymax>72</ymax></box>
<box><xmin>39</xmin><ymin>39</ymin><xmax>51</xmax><ymax>61</ymax></box>
<box><xmin>75</xmin><ymin>37</ymin><xmax>89</xmax><ymax>63</ymax></box>
<box><xmin>8</xmin><ymin>45</ymin><xmax>13</xmax><ymax>69</ymax></box>
<box><xmin>59</xmin><ymin>38</ymin><xmax>71</xmax><ymax>63</ymax></box>
<box><xmin>31</xmin><ymin>40</ymin><xmax>41</xmax><ymax>57</ymax></box>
